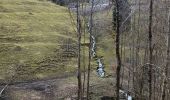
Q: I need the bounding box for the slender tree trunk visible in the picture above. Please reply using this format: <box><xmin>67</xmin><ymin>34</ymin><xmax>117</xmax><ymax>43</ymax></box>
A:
<box><xmin>136</xmin><ymin>0</ymin><xmax>141</xmax><ymax>69</ymax></box>
<box><xmin>121</xmin><ymin>33</ymin><xmax>124</xmax><ymax>87</ymax></box>
<box><xmin>123</xmin><ymin>33</ymin><xmax>126</xmax><ymax>63</ymax></box>
<box><xmin>148</xmin><ymin>0</ymin><xmax>153</xmax><ymax>99</ymax></box>
<box><xmin>128</xmin><ymin>7</ymin><xmax>134</xmax><ymax>91</ymax></box>
<box><xmin>136</xmin><ymin>1</ymin><xmax>142</xmax><ymax>99</ymax></box>
<box><xmin>82</xmin><ymin>1</ymin><xmax>87</xmax><ymax>97</ymax></box>
<box><xmin>132</xmin><ymin>14</ymin><xmax>135</xmax><ymax>94</ymax></box>
<box><xmin>77</xmin><ymin>0</ymin><xmax>82</xmax><ymax>99</ymax></box>
<box><xmin>114</xmin><ymin>0</ymin><xmax>121</xmax><ymax>99</ymax></box>
<box><xmin>121</xmin><ymin>33</ymin><xmax>126</xmax><ymax>87</ymax></box>
<box><xmin>82</xmin><ymin>12</ymin><xmax>86</xmax><ymax>99</ymax></box>
<box><xmin>86</xmin><ymin>31</ymin><xmax>91</xmax><ymax>100</ymax></box>
<box><xmin>162</xmin><ymin>11</ymin><xmax>170</xmax><ymax>100</ymax></box>
<box><xmin>86</xmin><ymin>0</ymin><xmax>94</xmax><ymax>99</ymax></box>
<box><xmin>128</xmin><ymin>42</ymin><xmax>131</xmax><ymax>90</ymax></box>
<box><xmin>82</xmin><ymin>31</ymin><xmax>86</xmax><ymax>98</ymax></box>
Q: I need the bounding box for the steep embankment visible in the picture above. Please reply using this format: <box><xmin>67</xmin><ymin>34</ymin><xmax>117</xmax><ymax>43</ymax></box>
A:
<box><xmin>0</xmin><ymin>0</ymin><xmax>77</xmax><ymax>82</ymax></box>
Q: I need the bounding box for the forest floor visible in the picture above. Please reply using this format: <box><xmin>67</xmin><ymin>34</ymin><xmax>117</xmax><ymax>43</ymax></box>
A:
<box><xmin>1</xmin><ymin>70</ymin><xmax>116</xmax><ymax>100</ymax></box>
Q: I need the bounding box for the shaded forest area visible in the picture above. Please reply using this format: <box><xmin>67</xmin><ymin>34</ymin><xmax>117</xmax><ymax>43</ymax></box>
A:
<box><xmin>74</xmin><ymin>0</ymin><xmax>170</xmax><ymax>100</ymax></box>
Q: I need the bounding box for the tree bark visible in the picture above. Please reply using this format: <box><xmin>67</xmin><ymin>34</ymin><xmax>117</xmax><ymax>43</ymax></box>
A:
<box><xmin>82</xmin><ymin>1</ymin><xmax>87</xmax><ymax>97</ymax></box>
<box><xmin>86</xmin><ymin>0</ymin><xmax>94</xmax><ymax>99</ymax></box>
<box><xmin>162</xmin><ymin>10</ymin><xmax>170</xmax><ymax>100</ymax></box>
<box><xmin>114</xmin><ymin>0</ymin><xmax>121</xmax><ymax>100</ymax></box>
<box><xmin>148</xmin><ymin>0</ymin><xmax>153</xmax><ymax>99</ymax></box>
<box><xmin>77</xmin><ymin>0</ymin><xmax>82</xmax><ymax>99</ymax></box>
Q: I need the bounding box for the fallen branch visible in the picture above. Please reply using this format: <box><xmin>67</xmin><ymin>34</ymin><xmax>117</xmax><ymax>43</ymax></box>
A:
<box><xmin>0</xmin><ymin>84</ymin><xmax>8</xmax><ymax>97</ymax></box>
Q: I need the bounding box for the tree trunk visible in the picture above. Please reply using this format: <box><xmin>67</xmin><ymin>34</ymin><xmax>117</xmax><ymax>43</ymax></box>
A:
<box><xmin>77</xmin><ymin>0</ymin><xmax>82</xmax><ymax>99</ymax></box>
<box><xmin>162</xmin><ymin>10</ymin><xmax>170</xmax><ymax>100</ymax></box>
<box><xmin>120</xmin><ymin>34</ymin><xmax>123</xmax><ymax>81</ymax></box>
<box><xmin>148</xmin><ymin>0</ymin><xmax>153</xmax><ymax>99</ymax></box>
<box><xmin>132</xmin><ymin>13</ymin><xmax>136</xmax><ymax>94</ymax></box>
<box><xmin>82</xmin><ymin>1</ymin><xmax>87</xmax><ymax>97</ymax></box>
<box><xmin>86</xmin><ymin>0</ymin><xmax>94</xmax><ymax>99</ymax></box>
<box><xmin>114</xmin><ymin>0</ymin><xmax>121</xmax><ymax>100</ymax></box>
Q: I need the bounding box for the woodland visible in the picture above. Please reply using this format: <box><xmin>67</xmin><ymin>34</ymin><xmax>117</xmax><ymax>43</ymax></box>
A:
<box><xmin>0</xmin><ymin>0</ymin><xmax>170</xmax><ymax>100</ymax></box>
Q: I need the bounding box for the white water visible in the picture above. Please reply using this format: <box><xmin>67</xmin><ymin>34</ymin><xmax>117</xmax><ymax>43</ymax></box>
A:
<box><xmin>119</xmin><ymin>89</ymin><xmax>132</xmax><ymax>100</ymax></box>
<box><xmin>128</xmin><ymin>95</ymin><xmax>132</xmax><ymax>100</ymax></box>
<box><xmin>91</xmin><ymin>35</ymin><xmax>96</xmax><ymax>57</ymax></box>
<box><xmin>97</xmin><ymin>58</ymin><xmax>105</xmax><ymax>77</ymax></box>
<box><xmin>87</xmin><ymin>22</ymin><xmax>105</xmax><ymax>77</ymax></box>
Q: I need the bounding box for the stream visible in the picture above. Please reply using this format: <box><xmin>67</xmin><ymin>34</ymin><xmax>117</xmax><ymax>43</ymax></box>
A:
<box><xmin>88</xmin><ymin>22</ymin><xmax>105</xmax><ymax>78</ymax></box>
<box><xmin>119</xmin><ymin>89</ymin><xmax>132</xmax><ymax>100</ymax></box>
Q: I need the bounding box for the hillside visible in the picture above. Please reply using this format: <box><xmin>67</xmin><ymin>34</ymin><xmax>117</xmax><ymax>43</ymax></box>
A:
<box><xmin>0</xmin><ymin>0</ymin><xmax>119</xmax><ymax>99</ymax></box>
<box><xmin>0</xmin><ymin>0</ymin><xmax>77</xmax><ymax>82</ymax></box>
<box><xmin>1</xmin><ymin>0</ymin><xmax>168</xmax><ymax>100</ymax></box>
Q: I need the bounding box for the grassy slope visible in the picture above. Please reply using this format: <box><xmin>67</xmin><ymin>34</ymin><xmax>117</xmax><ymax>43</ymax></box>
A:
<box><xmin>0</xmin><ymin>1</ymin><xmax>117</xmax><ymax>99</ymax></box>
<box><xmin>94</xmin><ymin>10</ymin><xmax>116</xmax><ymax>73</ymax></box>
<box><xmin>0</xmin><ymin>0</ymin><xmax>77</xmax><ymax>82</ymax></box>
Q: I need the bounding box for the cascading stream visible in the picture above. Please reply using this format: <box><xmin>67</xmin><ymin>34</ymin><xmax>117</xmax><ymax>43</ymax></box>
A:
<box><xmin>91</xmin><ymin>35</ymin><xmax>96</xmax><ymax>57</ymax></box>
<box><xmin>88</xmin><ymin>22</ymin><xmax>105</xmax><ymax>77</ymax></box>
<box><xmin>96</xmin><ymin>58</ymin><xmax>105</xmax><ymax>77</ymax></box>
<box><xmin>119</xmin><ymin>89</ymin><xmax>132</xmax><ymax>100</ymax></box>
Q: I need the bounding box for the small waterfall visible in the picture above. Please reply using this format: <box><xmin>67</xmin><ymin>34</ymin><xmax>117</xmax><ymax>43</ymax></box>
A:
<box><xmin>87</xmin><ymin>22</ymin><xmax>96</xmax><ymax>58</ymax></box>
<box><xmin>119</xmin><ymin>89</ymin><xmax>132</xmax><ymax>100</ymax></box>
<box><xmin>91</xmin><ymin>35</ymin><xmax>96</xmax><ymax>57</ymax></box>
<box><xmin>88</xmin><ymin>21</ymin><xmax>105</xmax><ymax>77</ymax></box>
<box><xmin>96</xmin><ymin>58</ymin><xmax>105</xmax><ymax>77</ymax></box>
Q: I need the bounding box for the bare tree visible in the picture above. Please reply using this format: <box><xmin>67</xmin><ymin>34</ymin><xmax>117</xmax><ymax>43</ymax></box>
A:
<box><xmin>77</xmin><ymin>0</ymin><xmax>82</xmax><ymax>99</ymax></box>
<box><xmin>86</xmin><ymin>0</ymin><xmax>94</xmax><ymax>99</ymax></box>
<box><xmin>114</xmin><ymin>0</ymin><xmax>122</xmax><ymax>99</ymax></box>
<box><xmin>148</xmin><ymin>0</ymin><xmax>153</xmax><ymax>99</ymax></box>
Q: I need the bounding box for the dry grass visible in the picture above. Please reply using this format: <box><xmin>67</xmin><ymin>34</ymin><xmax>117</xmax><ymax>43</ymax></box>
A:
<box><xmin>0</xmin><ymin>0</ymin><xmax>77</xmax><ymax>82</ymax></box>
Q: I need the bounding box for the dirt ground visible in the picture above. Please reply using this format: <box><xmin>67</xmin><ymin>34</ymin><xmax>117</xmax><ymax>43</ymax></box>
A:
<box><xmin>0</xmin><ymin>70</ymin><xmax>116</xmax><ymax>100</ymax></box>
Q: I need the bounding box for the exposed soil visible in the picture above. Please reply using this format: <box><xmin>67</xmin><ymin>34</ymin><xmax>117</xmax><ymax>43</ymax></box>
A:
<box><xmin>0</xmin><ymin>71</ymin><xmax>116</xmax><ymax>100</ymax></box>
